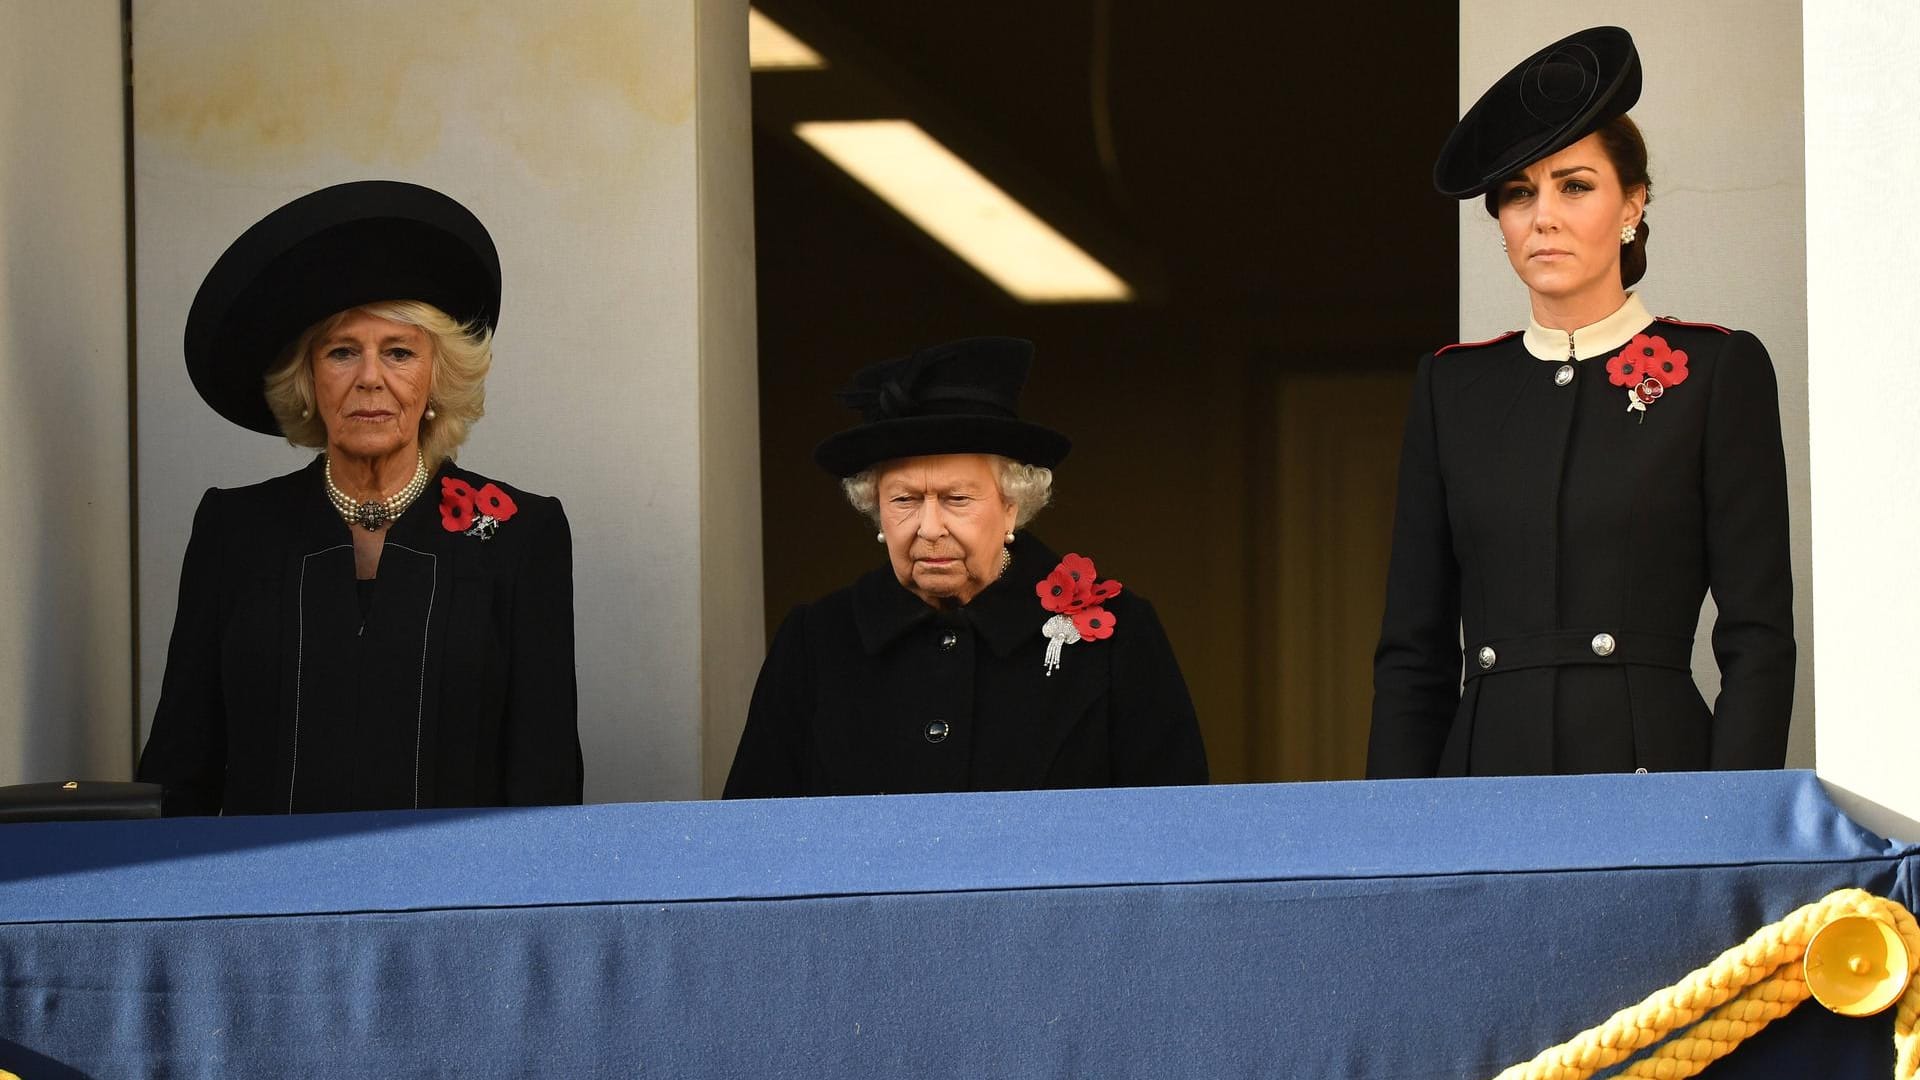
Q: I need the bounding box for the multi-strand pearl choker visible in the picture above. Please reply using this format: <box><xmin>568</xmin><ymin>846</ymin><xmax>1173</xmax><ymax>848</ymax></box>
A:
<box><xmin>324</xmin><ymin>450</ymin><xmax>430</xmax><ymax>531</ymax></box>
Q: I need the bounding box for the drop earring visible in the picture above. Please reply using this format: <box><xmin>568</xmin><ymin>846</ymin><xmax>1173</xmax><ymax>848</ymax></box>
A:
<box><xmin>1620</xmin><ymin>223</ymin><xmax>1637</xmax><ymax>244</ymax></box>
<box><xmin>424</xmin><ymin>401</ymin><xmax>437</xmax><ymax>420</ymax></box>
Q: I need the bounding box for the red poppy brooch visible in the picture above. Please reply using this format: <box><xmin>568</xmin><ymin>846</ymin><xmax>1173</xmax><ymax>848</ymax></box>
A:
<box><xmin>439</xmin><ymin>477</ymin><xmax>518</xmax><ymax>539</ymax></box>
<box><xmin>1034</xmin><ymin>553</ymin><xmax>1122</xmax><ymax>675</ymax></box>
<box><xmin>1605</xmin><ymin>334</ymin><xmax>1690</xmax><ymax>422</ymax></box>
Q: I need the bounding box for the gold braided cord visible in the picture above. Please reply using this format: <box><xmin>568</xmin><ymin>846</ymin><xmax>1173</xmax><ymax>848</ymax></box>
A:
<box><xmin>1493</xmin><ymin>889</ymin><xmax>1920</xmax><ymax>1080</ymax></box>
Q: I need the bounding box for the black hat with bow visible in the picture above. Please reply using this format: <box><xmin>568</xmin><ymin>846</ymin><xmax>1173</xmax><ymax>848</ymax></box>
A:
<box><xmin>812</xmin><ymin>337</ymin><xmax>1072</xmax><ymax>477</ymax></box>
<box><xmin>1433</xmin><ymin>26</ymin><xmax>1641</xmax><ymax>199</ymax></box>
<box><xmin>184</xmin><ymin>179</ymin><xmax>501</xmax><ymax>435</ymax></box>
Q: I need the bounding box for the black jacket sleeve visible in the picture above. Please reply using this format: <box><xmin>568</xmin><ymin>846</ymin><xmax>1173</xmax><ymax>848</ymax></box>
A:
<box><xmin>1108</xmin><ymin>596</ymin><xmax>1208</xmax><ymax>785</ymax></box>
<box><xmin>503</xmin><ymin>499</ymin><xmax>584</xmax><ymax>804</ymax></box>
<box><xmin>136</xmin><ymin>490</ymin><xmax>230</xmax><ymax>815</ymax></box>
<box><xmin>1702</xmin><ymin>332</ymin><xmax>1795</xmax><ymax>768</ymax></box>
<box><xmin>1368</xmin><ymin>354</ymin><xmax>1462</xmax><ymax>778</ymax></box>
<box><xmin>723</xmin><ymin>605</ymin><xmax>814</xmax><ymax>798</ymax></box>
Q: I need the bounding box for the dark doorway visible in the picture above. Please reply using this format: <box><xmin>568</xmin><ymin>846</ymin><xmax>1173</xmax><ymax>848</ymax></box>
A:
<box><xmin>751</xmin><ymin>3</ymin><xmax>1458</xmax><ymax>782</ymax></box>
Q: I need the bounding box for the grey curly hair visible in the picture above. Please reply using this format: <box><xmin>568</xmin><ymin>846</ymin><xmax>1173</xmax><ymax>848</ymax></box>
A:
<box><xmin>841</xmin><ymin>456</ymin><xmax>1054</xmax><ymax>528</ymax></box>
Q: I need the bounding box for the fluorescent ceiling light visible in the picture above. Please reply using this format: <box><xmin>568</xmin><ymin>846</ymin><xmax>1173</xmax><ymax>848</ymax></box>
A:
<box><xmin>749</xmin><ymin>9</ymin><xmax>826</xmax><ymax>71</ymax></box>
<box><xmin>794</xmin><ymin>120</ymin><xmax>1132</xmax><ymax>303</ymax></box>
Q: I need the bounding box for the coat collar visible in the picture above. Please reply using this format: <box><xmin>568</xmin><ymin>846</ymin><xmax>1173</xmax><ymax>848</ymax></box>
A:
<box><xmin>1522</xmin><ymin>291</ymin><xmax>1652</xmax><ymax>361</ymax></box>
<box><xmin>853</xmin><ymin>533</ymin><xmax>1057</xmax><ymax>658</ymax></box>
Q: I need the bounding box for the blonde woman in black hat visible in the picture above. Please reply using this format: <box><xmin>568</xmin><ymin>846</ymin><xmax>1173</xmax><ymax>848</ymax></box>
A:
<box><xmin>1368</xmin><ymin>27</ymin><xmax>1794</xmax><ymax>778</ymax></box>
<box><xmin>724</xmin><ymin>337</ymin><xmax>1207</xmax><ymax>797</ymax></box>
<box><xmin>137</xmin><ymin>181</ymin><xmax>582</xmax><ymax>814</ymax></box>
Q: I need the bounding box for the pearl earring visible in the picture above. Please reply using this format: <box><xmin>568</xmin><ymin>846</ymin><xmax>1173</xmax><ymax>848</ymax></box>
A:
<box><xmin>1621</xmin><ymin>223</ymin><xmax>1637</xmax><ymax>244</ymax></box>
<box><xmin>876</xmin><ymin>531</ymin><xmax>885</xmax><ymax>543</ymax></box>
<box><xmin>299</xmin><ymin>408</ymin><xmax>311</xmax><ymax>419</ymax></box>
<box><xmin>1499</xmin><ymin>234</ymin><xmax>1508</xmax><ymax>252</ymax></box>
<box><xmin>1005</xmin><ymin>531</ymin><xmax>1015</xmax><ymax>544</ymax></box>
<box><xmin>424</xmin><ymin>402</ymin><xmax>437</xmax><ymax>420</ymax></box>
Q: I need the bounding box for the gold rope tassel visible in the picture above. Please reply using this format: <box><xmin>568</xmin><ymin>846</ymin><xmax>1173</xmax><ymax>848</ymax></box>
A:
<box><xmin>1492</xmin><ymin>888</ymin><xmax>1920</xmax><ymax>1080</ymax></box>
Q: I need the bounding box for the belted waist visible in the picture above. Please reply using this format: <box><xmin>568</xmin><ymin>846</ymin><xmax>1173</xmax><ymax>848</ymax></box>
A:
<box><xmin>1465</xmin><ymin>629</ymin><xmax>1693</xmax><ymax>681</ymax></box>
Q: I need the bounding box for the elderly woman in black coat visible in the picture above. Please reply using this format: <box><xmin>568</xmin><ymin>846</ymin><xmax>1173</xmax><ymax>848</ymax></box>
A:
<box><xmin>137</xmin><ymin>181</ymin><xmax>582</xmax><ymax>814</ymax></box>
<box><xmin>1368</xmin><ymin>27</ymin><xmax>1795</xmax><ymax>777</ymax></box>
<box><xmin>725</xmin><ymin>337</ymin><xmax>1207</xmax><ymax>797</ymax></box>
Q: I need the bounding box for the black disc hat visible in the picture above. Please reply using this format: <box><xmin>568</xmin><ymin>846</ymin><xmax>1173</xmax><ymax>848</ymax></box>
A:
<box><xmin>184</xmin><ymin>180</ymin><xmax>501</xmax><ymax>435</ymax></box>
<box><xmin>812</xmin><ymin>337</ymin><xmax>1071</xmax><ymax>477</ymax></box>
<box><xmin>1432</xmin><ymin>26</ymin><xmax>1641</xmax><ymax>199</ymax></box>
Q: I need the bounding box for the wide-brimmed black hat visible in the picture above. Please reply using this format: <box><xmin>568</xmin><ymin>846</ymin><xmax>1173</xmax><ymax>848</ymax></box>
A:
<box><xmin>184</xmin><ymin>180</ymin><xmax>501</xmax><ymax>435</ymax></box>
<box><xmin>812</xmin><ymin>337</ymin><xmax>1071</xmax><ymax>477</ymax></box>
<box><xmin>1433</xmin><ymin>26</ymin><xmax>1641</xmax><ymax>199</ymax></box>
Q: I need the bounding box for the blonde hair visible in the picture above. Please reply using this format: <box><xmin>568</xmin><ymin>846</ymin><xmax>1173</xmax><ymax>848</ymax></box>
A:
<box><xmin>841</xmin><ymin>455</ymin><xmax>1054</xmax><ymax>528</ymax></box>
<box><xmin>262</xmin><ymin>300</ymin><xmax>490</xmax><ymax>468</ymax></box>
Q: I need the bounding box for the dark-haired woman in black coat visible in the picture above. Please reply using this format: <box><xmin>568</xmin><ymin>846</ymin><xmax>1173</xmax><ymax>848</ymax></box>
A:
<box><xmin>1368</xmin><ymin>27</ymin><xmax>1794</xmax><ymax>777</ymax></box>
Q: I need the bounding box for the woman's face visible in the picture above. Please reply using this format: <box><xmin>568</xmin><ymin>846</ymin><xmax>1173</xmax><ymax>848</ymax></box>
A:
<box><xmin>875</xmin><ymin>453</ymin><xmax>1019</xmax><ymax>607</ymax></box>
<box><xmin>310</xmin><ymin>309</ymin><xmax>434</xmax><ymax>464</ymax></box>
<box><xmin>1496</xmin><ymin>132</ymin><xmax>1643</xmax><ymax>308</ymax></box>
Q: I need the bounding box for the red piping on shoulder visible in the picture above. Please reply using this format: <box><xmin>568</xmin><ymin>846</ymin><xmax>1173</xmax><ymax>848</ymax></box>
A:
<box><xmin>1435</xmin><ymin>330</ymin><xmax>1520</xmax><ymax>356</ymax></box>
<box><xmin>1654</xmin><ymin>315</ymin><xmax>1732</xmax><ymax>334</ymax></box>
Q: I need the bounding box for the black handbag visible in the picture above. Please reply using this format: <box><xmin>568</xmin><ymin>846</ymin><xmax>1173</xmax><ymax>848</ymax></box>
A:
<box><xmin>0</xmin><ymin>780</ymin><xmax>164</xmax><ymax>824</ymax></box>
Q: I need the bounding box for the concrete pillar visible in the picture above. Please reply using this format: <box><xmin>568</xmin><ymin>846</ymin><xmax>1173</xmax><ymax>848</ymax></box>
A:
<box><xmin>1804</xmin><ymin>1</ymin><xmax>1920</xmax><ymax>838</ymax></box>
<box><xmin>0</xmin><ymin>1</ymin><xmax>134</xmax><ymax>785</ymax></box>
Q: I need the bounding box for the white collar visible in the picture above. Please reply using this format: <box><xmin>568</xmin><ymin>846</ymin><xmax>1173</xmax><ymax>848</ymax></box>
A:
<box><xmin>1521</xmin><ymin>293</ymin><xmax>1652</xmax><ymax>361</ymax></box>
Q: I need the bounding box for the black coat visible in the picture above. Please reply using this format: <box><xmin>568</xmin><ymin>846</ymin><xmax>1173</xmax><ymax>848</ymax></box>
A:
<box><xmin>724</xmin><ymin>535</ymin><xmax>1208</xmax><ymax>797</ymax></box>
<box><xmin>137</xmin><ymin>457</ymin><xmax>582</xmax><ymax>814</ymax></box>
<box><xmin>1368</xmin><ymin>312</ymin><xmax>1795</xmax><ymax>777</ymax></box>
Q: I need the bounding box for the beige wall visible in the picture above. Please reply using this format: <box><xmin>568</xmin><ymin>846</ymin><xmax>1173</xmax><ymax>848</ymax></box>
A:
<box><xmin>1804</xmin><ymin>1</ymin><xmax>1920</xmax><ymax>839</ymax></box>
<box><xmin>130</xmin><ymin>0</ymin><xmax>760</xmax><ymax>803</ymax></box>
<box><xmin>0</xmin><ymin>1</ymin><xmax>134</xmax><ymax>785</ymax></box>
<box><xmin>1459</xmin><ymin>2</ymin><xmax>1815</xmax><ymax>768</ymax></box>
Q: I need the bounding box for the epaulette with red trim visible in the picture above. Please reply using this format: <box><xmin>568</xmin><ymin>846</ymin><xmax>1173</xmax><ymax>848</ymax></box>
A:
<box><xmin>1435</xmin><ymin>330</ymin><xmax>1520</xmax><ymax>356</ymax></box>
<box><xmin>1654</xmin><ymin>315</ymin><xmax>1732</xmax><ymax>334</ymax></box>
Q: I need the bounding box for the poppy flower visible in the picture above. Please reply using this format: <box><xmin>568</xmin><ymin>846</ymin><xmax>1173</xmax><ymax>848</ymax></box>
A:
<box><xmin>442</xmin><ymin>477</ymin><xmax>476</xmax><ymax>503</ymax></box>
<box><xmin>1605</xmin><ymin>343</ymin><xmax>1646</xmax><ymax>387</ymax></box>
<box><xmin>1639</xmin><ymin>336</ymin><xmax>1689</xmax><ymax>387</ymax></box>
<box><xmin>1071</xmin><ymin>606</ymin><xmax>1116</xmax><ymax>641</ymax></box>
<box><xmin>475</xmin><ymin>482</ymin><xmax>519</xmax><ymax>522</ymax></box>
<box><xmin>1634</xmin><ymin>379</ymin><xmax>1665</xmax><ymax>406</ymax></box>
<box><xmin>440</xmin><ymin>494</ymin><xmax>475</xmax><ymax>533</ymax></box>
<box><xmin>1036</xmin><ymin>568</ymin><xmax>1084</xmax><ymax>613</ymax></box>
<box><xmin>1088</xmin><ymin>578</ymin><xmax>1122</xmax><ymax>603</ymax></box>
<box><xmin>1058</xmin><ymin>553</ymin><xmax>1098</xmax><ymax>592</ymax></box>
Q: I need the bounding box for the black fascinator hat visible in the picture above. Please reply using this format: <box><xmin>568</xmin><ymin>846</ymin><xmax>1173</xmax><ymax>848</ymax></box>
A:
<box><xmin>812</xmin><ymin>337</ymin><xmax>1072</xmax><ymax>477</ymax></box>
<box><xmin>1433</xmin><ymin>26</ymin><xmax>1641</xmax><ymax>199</ymax></box>
<box><xmin>184</xmin><ymin>180</ymin><xmax>501</xmax><ymax>435</ymax></box>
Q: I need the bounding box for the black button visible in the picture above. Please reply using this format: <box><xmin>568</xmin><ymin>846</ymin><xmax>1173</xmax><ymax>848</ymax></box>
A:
<box><xmin>939</xmin><ymin>631</ymin><xmax>958</xmax><ymax>650</ymax></box>
<box><xmin>924</xmin><ymin>720</ymin><xmax>950</xmax><ymax>743</ymax></box>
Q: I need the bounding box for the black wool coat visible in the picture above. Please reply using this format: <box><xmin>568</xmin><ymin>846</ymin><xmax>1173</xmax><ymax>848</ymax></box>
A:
<box><xmin>1368</xmin><ymin>312</ymin><xmax>1795</xmax><ymax>777</ymax></box>
<box><xmin>137</xmin><ymin>457</ymin><xmax>583</xmax><ymax>814</ymax></box>
<box><xmin>724</xmin><ymin>535</ymin><xmax>1209</xmax><ymax>797</ymax></box>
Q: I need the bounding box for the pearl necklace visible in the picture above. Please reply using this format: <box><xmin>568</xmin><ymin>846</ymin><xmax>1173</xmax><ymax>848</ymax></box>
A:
<box><xmin>324</xmin><ymin>450</ymin><xmax>429</xmax><ymax>531</ymax></box>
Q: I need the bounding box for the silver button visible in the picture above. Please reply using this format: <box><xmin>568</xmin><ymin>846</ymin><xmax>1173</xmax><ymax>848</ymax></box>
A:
<box><xmin>1635</xmin><ymin>768</ymin><xmax>1649</xmax><ymax>775</ymax></box>
<box><xmin>924</xmin><ymin>720</ymin><xmax>950</xmax><ymax>743</ymax></box>
<box><xmin>939</xmin><ymin>631</ymin><xmax>958</xmax><ymax>650</ymax></box>
<box><xmin>1477</xmin><ymin>646</ymin><xmax>1496</xmax><ymax>670</ymax></box>
<box><xmin>1591</xmin><ymin>633</ymin><xmax>1616</xmax><ymax>657</ymax></box>
<box><xmin>1555</xmin><ymin>364</ymin><xmax>1575</xmax><ymax>386</ymax></box>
